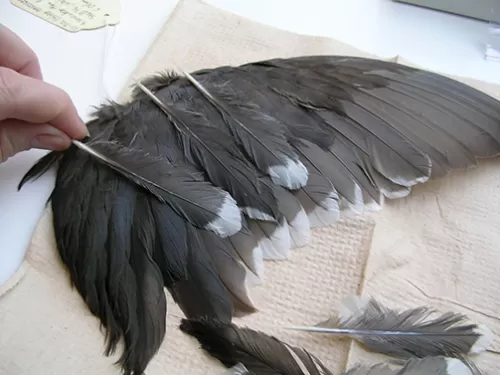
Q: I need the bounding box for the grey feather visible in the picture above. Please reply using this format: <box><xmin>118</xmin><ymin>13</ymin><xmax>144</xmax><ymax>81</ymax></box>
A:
<box><xmin>182</xmin><ymin>71</ymin><xmax>309</xmax><ymax>190</ymax></box>
<box><xmin>311</xmin><ymin>295</ymin><xmax>493</xmax><ymax>360</ymax></box>
<box><xmin>136</xmin><ymin>82</ymin><xmax>281</xmax><ymax>224</ymax></box>
<box><xmin>344</xmin><ymin>364</ymin><xmax>396</xmax><ymax>375</ymax></box>
<box><xmin>274</xmin><ymin>185</ymin><xmax>311</xmax><ymax>248</ymax></box>
<box><xmin>73</xmin><ymin>140</ymin><xmax>242</xmax><ymax>237</ymax></box>
<box><xmin>344</xmin><ymin>356</ymin><xmax>473</xmax><ymax>375</ymax></box>
<box><xmin>180</xmin><ymin>317</ymin><xmax>335</xmax><ymax>375</ymax></box>
<box><xmin>248</xmin><ymin>216</ymin><xmax>292</xmax><ymax>260</ymax></box>
<box><xmin>223</xmin><ymin>363</ymin><xmax>251</xmax><ymax>375</ymax></box>
<box><xmin>295</xmin><ymin>139</ymin><xmax>364</xmax><ymax>208</ymax></box>
<box><xmin>198</xmin><ymin>229</ymin><xmax>258</xmax><ymax>315</ymax></box>
<box><xmin>227</xmin><ymin>216</ymin><xmax>265</xmax><ymax>282</ymax></box>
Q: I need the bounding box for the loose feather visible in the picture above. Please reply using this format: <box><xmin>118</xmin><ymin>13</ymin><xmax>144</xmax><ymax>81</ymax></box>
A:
<box><xmin>180</xmin><ymin>317</ymin><xmax>335</xmax><ymax>375</ymax></box>
<box><xmin>288</xmin><ymin>295</ymin><xmax>493</xmax><ymax>360</ymax></box>
<box><xmin>344</xmin><ymin>356</ymin><xmax>474</xmax><ymax>375</ymax></box>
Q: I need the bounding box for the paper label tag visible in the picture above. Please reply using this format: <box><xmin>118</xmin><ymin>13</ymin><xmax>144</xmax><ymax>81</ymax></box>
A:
<box><xmin>11</xmin><ymin>0</ymin><xmax>120</xmax><ymax>32</ymax></box>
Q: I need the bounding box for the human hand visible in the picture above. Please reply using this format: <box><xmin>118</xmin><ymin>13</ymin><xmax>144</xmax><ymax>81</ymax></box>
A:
<box><xmin>0</xmin><ymin>24</ymin><xmax>88</xmax><ymax>163</ymax></box>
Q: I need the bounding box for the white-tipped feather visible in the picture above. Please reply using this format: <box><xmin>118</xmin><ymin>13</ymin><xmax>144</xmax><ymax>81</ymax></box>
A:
<box><xmin>240</xmin><ymin>207</ymin><xmax>277</xmax><ymax>222</ymax></box>
<box><xmin>294</xmin><ymin>190</ymin><xmax>340</xmax><ymax>228</ymax></box>
<box><xmin>223</xmin><ymin>363</ymin><xmax>250</xmax><ymax>375</ymax></box>
<box><xmin>469</xmin><ymin>324</ymin><xmax>493</xmax><ymax>354</ymax></box>
<box><xmin>274</xmin><ymin>187</ymin><xmax>311</xmax><ymax>248</ymax></box>
<box><xmin>288</xmin><ymin>207</ymin><xmax>311</xmax><ymax>248</ymax></box>
<box><xmin>445</xmin><ymin>358</ymin><xmax>473</xmax><ymax>375</ymax></box>
<box><xmin>181</xmin><ymin>71</ymin><xmax>308</xmax><ymax>190</ymax></box>
<box><xmin>227</xmin><ymin>221</ymin><xmax>266</xmax><ymax>281</ymax></box>
<box><xmin>205</xmin><ymin>193</ymin><xmax>243</xmax><ymax>237</ymax></box>
<box><xmin>339</xmin><ymin>195</ymin><xmax>365</xmax><ymax>219</ymax></box>
<box><xmin>362</xmin><ymin>190</ymin><xmax>384</xmax><ymax>212</ymax></box>
<box><xmin>248</xmin><ymin>219</ymin><xmax>292</xmax><ymax>260</ymax></box>
<box><xmin>269</xmin><ymin>159</ymin><xmax>309</xmax><ymax>190</ymax></box>
<box><xmin>246</xmin><ymin>245</ymin><xmax>265</xmax><ymax>284</ymax></box>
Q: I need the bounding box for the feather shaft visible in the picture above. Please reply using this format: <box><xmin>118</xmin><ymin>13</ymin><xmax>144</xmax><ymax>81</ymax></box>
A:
<box><xmin>312</xmin><ymin>295</ymin><xmax>493</xmax><ymax>360</ymax></box>
<box><xmin>284</xmin><ymin>325</ymin><xmax>480</xmax><ymax>337</ymax></box>
<box><xmin>180</xmin><ymin>71</ymin><xmax>309</xmax><ymax>189</ymax></box>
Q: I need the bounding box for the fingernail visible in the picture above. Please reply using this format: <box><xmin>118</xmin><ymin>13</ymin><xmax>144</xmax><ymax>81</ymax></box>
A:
<box><xmin>32</xmin><ymin>126</ymin><xmax>71</xmax><ymax>150</ymax></box>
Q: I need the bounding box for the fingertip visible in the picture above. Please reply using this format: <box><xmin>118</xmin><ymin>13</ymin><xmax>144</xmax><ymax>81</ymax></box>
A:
<box><xmin>49</xmin><ymin>91</ymin><xmax>89</xmax><ymax>140</ymax></box>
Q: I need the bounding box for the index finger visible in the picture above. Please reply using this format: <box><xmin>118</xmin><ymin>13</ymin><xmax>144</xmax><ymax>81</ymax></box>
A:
<box><xmin>0</xmin><ymin>24</ymin><xmax>43</xmax><ymax>79</ymax></box>
<box><xmin>0</xmin><ymin>68</ymin><xmax>88</xmax><ymax>140</ymax></box>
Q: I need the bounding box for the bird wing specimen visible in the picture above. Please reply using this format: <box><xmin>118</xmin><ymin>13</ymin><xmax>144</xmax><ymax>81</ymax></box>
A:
<box><xmin>18</xmin><ymin>55</ymin><xmax>500</xmax><ymax>375</ymax></box>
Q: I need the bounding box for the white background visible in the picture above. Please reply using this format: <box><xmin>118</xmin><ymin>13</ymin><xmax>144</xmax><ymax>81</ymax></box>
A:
<box><xmin>0</xmin><ymin>0</ymin><xmax>499</xmax><ymax>285</ymax></box>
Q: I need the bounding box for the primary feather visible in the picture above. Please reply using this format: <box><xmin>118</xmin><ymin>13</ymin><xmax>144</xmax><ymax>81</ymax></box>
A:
<box><xmin>18</xmin><ymin>54</ymin><xmax>500</xmax><ymax>374</ymax></box>
<box><xmin>75</xmin><ymin>139</ymin><xmax>242</xmax><ymax>238</ymax></box>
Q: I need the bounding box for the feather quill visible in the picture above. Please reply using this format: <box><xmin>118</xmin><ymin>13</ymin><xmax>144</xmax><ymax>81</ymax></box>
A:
<box><xmin>136</xmin><ymin>82</ymin><xmax>281</xmax><ymax>223</ymax></box>
<box><xmin>180</xmin><ymin>317</ymin><xmax>335</xmax><ymax>375</ymax></box>
<box><xmin>73</xmin><ymin>139</ymin><xmax>242</xmax><ymax>237</ymax></box>
<box><xmin>287</xmin><ymin>295</ymin><xmax>493</xmax><ymax>360</ymax></box>
<box><xmin>181</xmin><ymin>72</ymin><xmax>309</xmax><ymax>190</ymax></box>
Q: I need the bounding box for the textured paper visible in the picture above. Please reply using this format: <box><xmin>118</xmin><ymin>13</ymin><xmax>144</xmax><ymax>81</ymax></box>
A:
<box><xmin>1</xmin><ymin>0</ymin><xmax>499</xmax><ymax>374</ymax></box>
<box><xmin>11</xmin><ymin>0</ymin><xmax>120</xmax><ymax>32</ymax></box>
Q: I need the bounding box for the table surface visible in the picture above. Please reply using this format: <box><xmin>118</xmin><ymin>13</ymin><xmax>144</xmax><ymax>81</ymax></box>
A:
<box><xmin>0</xmin><ymin>0</ymin><xmax>499</xmax><ymax>286</ymax></box>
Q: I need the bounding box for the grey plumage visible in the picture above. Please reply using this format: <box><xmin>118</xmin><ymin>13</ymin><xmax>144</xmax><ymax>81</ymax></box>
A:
<box><xmin>74</xmin><ymin>139</ymin><xmax>242</xmax><ymax>237</ymax></box>
<box><xmin>344</xmin><ymin>356</ymin><xmax>473</xmax><ymax>375</ymax></box>
<box><xmin>311</xmin><ymin>295</ymin><xmax>493</xmax><ymax>360</ymax></box>
<box><xmin>182</xmin><ymin>318</ymin><xmax>474</xmax><ymax>375</ymax></box>
<box><xmin>223</xmin><ymin>363</ymin><xmax>252</xmax><ymax>375</ymax></box>
<box><xmin>18</xmin><ymin>55</ymin><xmax>500</xmax><ymax>374</ymax></box>
<box><xmin>180</xmin><ymin>317</ymin><xmax>335</xmax><ymax>375</ymax></box>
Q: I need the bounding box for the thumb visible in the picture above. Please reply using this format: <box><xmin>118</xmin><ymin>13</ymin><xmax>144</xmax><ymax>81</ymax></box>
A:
<box><xmin>0</xmin><ymin>120</ymin><xmax>71</xmax><ymax>162</ymax></box>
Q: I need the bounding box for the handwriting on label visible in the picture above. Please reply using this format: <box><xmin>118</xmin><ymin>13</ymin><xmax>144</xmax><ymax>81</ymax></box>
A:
<box><xmin>11</xmin><ymin>0</ymin><xmax>121</xmax><ymax>32</ymax></box>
